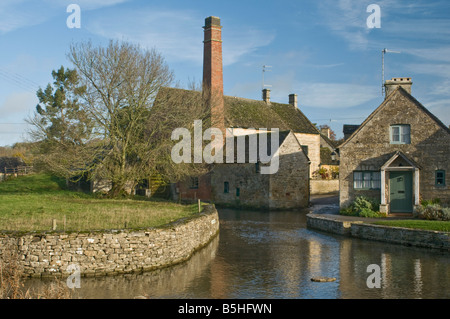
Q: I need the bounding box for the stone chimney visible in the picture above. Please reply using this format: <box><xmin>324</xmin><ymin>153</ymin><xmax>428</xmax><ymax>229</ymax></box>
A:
<box><xmin>321</xmin><ymin>127</ymin><xmax>331</xmax><ymax>139</ymax></box>
<box><xmin>289</xmin><ymin>94</ymin><xmax>297</xmax><ymax>108</ymax></box>
<box><xmin>262</xmin><ymin>88</ymin><xmax>271</xmax><ymax>104</ymax></box>
<box><xmin>203</xmin><ymin>16</ymin><xmax>225</xmax><ymax>132</ymax></box>
<box><xmin>384</xmin><ymin>77</ymin><xmax>412</xmax><ymax>98</ymax></box>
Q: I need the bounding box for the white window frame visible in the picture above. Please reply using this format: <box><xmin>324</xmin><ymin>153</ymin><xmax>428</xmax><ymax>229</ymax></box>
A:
<box><xmin>390</xmin><ymin>125</ymin><xmax>411</xmax><ymax>144</ymax></box>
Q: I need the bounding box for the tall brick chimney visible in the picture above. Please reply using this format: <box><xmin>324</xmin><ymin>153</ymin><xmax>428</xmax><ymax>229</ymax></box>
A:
<box><xmin>203</xmin><ymin>16</ymin><xmax>225</xmax><ymax>132</ymax></box>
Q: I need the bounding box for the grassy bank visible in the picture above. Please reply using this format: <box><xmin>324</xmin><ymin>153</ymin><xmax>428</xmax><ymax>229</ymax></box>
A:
<box><xmin>370</xmin><ymin>220</ymin><xmax>450</xmax><ymax>232</ymax></box>
<box><xmin>0</xmin><ymin>173</ymin><xmax>201</xmax><ymax>232</ymax></box>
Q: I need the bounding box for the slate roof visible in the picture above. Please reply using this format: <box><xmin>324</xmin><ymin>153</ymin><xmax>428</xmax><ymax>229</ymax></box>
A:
<box><xmin>153</xmin><ymin>87</ymin><xmax>319</xmax><ymax>135</ymax></box>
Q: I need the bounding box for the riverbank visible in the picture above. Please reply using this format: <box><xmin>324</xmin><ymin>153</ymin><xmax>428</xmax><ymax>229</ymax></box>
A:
<box><xmin>307</xmin><ymin>193</ymin><xmax>450</xmax><ymax>251</ymax></box>
<box><xmin>0</xmin><ymin>205</ymin><xmax>220</xmax><ymax>278</ymax></box>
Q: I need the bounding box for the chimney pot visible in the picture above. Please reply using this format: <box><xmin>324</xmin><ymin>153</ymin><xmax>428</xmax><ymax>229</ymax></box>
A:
<box><xmin>384</xmin><ymin>77</ymin><xmax>412</xmax><ymax>98</ymax></box>
<box><xmin>262</xmin><ymin>89</ymin><xmax>271</xmax><ymax>104</ymax></box>
<box><xmin>289</xmin><ymin>94</ymin><xmax>298</xmax><ymax>108</ymax></box>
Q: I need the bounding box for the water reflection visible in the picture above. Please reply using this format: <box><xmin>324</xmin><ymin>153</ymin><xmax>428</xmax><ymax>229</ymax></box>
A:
<box><xmin>26</xmin><ymin>208</ymin><xmax>450</xmax><ymax>299</ymax></box>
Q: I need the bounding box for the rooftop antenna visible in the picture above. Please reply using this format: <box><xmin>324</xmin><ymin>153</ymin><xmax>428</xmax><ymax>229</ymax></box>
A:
<box><xmin>382</xmin><ymin>48</ymin><xmax>401</xmax><ymax>95</ymax></box>
<box><xmin>262</xmin><ymin>65</ymin><xmax>272</xmax><ymax>90</ymax></box>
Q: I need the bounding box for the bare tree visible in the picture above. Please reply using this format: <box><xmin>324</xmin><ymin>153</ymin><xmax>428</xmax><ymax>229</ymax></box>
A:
<box><xmin>28</xmin><ymin>40</ymin><xmax>220</xmax><ymax>196</ymax></box>
<box><xmin>64</xmin><ymin>40</ymin><xmax>176</xmax><ymax>195</ymax></box>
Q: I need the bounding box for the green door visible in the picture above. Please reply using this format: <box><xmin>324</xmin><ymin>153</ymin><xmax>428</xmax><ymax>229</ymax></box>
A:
<box><xmin>389</xmin><ymin>171</ymin><xmax>413</xmax><ymax>213</ymax></box>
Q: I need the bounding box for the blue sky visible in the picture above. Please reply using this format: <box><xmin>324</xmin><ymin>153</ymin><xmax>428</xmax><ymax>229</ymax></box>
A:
<box><xmin>1</xmin><ymin>0</ymin><xmax>450</xmax><ymax>146</ymax></box>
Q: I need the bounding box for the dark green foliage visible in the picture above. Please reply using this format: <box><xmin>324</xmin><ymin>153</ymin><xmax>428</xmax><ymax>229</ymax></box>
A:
<box><xmin>340</xmin><ymin>196</ymin><xmax>385</xmax><ymax>218</ymax></box>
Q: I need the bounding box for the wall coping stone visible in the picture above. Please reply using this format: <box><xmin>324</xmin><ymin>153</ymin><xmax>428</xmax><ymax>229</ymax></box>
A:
<box><xmin>307</xmin><ymin>213</ymin><xmax>449</xmax><ymax>252</ymax></box>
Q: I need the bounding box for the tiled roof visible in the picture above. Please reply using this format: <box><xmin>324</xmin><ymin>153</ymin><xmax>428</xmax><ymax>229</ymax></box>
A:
<box><xmin>154</xmin><ymin>87</ymin><xmax>319</xmax><ymax>135</ymax></box>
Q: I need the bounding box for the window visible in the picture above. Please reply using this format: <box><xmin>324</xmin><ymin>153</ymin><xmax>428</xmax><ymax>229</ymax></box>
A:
<box><xmin>189</xmin><ymin>177</ymin><xmax>199</xmax><ymax>189</ymax></box>
<box><xmin>354</xmin><ymin>171</ymin><xmax>381</xmax><ymax>190</ymax></box>
<box><xmin>224</xmin><ymin>181</ymin><xmax>229</xmax><ymax>193</ymax></box>
<box><xmin>436</xmin><ymin>170</ymin><xmax>446</xmax><ymax>186</ymax></box>
<box><xmin>390</xmin><ymin>125</ymin><xmax>411</xmax><ymax>144</ymax></box>
<box><xmin>236</xmin><ymin>187</ymin><xmax>240</xmax><ymax>197</ymax></box>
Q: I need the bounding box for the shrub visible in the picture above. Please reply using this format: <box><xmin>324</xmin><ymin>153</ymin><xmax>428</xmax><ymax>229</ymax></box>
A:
<box><xmin>340</xmin><ymin>196</ymin><xmax>384</xmax><ymax>218</ymax></box>
<box><xmin>420</xmin><ymin>198</ymin><xmax>441</xmax><ymax>207</ymax></box>
<box><xmin>415</xmin><ymin>204</ymin><xmax>450</xmax><ymax>221</ymax></box>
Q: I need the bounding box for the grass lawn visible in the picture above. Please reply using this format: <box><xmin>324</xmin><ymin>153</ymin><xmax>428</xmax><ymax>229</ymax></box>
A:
<box><xmin>370</xmin><ymin>220</ymin><xmax>450</xmax><ymax>232</ymax></box>
<box><xmin>0</xmin><ymin>173</ymin><xmax>202</xmax><ymax>232</ymax></box>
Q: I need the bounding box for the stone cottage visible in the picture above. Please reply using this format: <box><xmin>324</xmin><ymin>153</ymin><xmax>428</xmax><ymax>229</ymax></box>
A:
<box><xmin>339</xmin><ymin>77</ymin><xmax>450</xmax><ymax>214</ymax></box>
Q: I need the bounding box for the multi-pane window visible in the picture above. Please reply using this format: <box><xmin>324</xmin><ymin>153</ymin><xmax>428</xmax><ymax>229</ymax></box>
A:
<box><xmin>436</xmin><ymin>170</ymin><xmax>446</xmax><ymax>186</ymax></box>
<box><xmin>390</xmin><ymin>125</ymin><xmax>411</xmax><ymax>144</ymax></box>
<box><xmin>190</xmin><ymin>177</ymin><xmax>199</xmax><ymax>189</ymax></box>
<box><xmin>354</xmin><ymin>171</ymin><xmax>381</xmax><ymax>190</ymax></box>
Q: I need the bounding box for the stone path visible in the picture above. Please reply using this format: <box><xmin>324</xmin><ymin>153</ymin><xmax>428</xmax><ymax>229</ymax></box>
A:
<box><xmin>308</xmin><ymin>192</ymin><xmax>414</xmax><ymax>222</ymax></box>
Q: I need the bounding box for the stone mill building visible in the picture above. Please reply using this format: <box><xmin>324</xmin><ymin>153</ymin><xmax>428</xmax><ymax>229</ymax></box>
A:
<box><xmin>161</xmin><ymin>16</ymin><xmax>325</xmax><ymax>209</ymax></box>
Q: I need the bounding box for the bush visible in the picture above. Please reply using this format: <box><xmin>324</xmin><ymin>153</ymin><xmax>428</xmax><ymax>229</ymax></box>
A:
<box><xmin>414</xmin><ymin>203</ymin><xmax>450</xmax><ymax>221</ymax></box>
<box><xmin>340</xmin><ymin>196</ymin><xmax>384</xmax><ymax>218</ymax></box>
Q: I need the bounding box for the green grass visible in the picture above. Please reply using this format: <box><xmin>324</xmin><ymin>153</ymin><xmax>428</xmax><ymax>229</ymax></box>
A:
<box><xmin>370</xmin><ymin>220</ymin><xmax>450</xmax><ymax>232</ymax></box>
<box><xmin>0</xmin><ymin>173</ymin><xmax>202</xmax><ymax>232</ymax></box>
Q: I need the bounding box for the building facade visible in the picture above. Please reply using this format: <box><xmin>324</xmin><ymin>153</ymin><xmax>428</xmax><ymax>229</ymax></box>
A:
<box><xmin>339</xmin><ymin>78</ymin><xmax>450</xmax><ymax>213</ymax></box>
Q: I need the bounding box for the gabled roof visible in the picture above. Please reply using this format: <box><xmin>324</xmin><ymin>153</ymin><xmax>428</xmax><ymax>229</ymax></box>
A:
<box><xmin>153</xmin><ymin>87</ymin><xmax>319</xmax><ymax>135</ymax></box>
<box><xmin>381</xmin><ymin>151</ymin><xmax>422</xmax><ymax>170</ymax></box>
<box><xmin>339</xmin><ymin>86</ymin><xmax>450</xmax><ymax>148</ymax></box>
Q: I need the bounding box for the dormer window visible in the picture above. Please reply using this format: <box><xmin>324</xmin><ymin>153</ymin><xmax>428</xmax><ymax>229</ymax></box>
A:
<box><xmin>390</xmin><ymin>125</ymin><xmax>410</xmax><ymax>144</ymax></box>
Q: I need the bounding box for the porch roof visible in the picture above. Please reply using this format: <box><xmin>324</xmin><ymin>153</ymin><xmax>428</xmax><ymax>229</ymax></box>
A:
<box><xmin>381</xmin><ymin>151</ymin><xmax>421</xmax><ymax>171</ymax></box>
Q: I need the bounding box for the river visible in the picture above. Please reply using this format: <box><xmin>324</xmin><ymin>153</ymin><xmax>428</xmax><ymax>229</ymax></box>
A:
<box><xmin>26</xmin><ymin>207</ymin><xmax>450</xmax><ymax>299</ymax></box>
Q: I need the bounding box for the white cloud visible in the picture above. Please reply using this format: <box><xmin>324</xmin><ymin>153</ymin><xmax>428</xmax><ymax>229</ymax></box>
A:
<box><xmin>422</xmin><ymin>99</ymin><xmax>450</xmax><ymax>126</ymax></box>
<box><xmin>0</xmin><ymin>0</ymin><xmax>132</xmax><ymax>34</ymax></box>
<box><xmin>0</xmin><ymin>92</ymin><xmax>36</xmax><ymax>121</ymax></box>
<box><xmin>86</xmin><ymin>8</ymin><xmax>275</xmax><ymax>66</ymax></box>
<box><xmin>408</xmin><ymin>63</ymin><xmax>450</xmax><ymax>78</ymax></box>
<box><xmin>43</xmin><ymin>0</ymin><xmax>131</xmax><ymax>11</ymax></box>
<box><xmin>407</xmin><ymin>47</ymin><xmax>450</xmax><ymax>63</ymax></box>
<box><xmin>297</xmin><ymin>82</ymin><xmax>379</xmax><ymax>108</ymax></box>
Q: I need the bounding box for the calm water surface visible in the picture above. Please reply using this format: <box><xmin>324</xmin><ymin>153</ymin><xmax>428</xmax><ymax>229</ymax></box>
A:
<box><xmin>27</xmin><ymin>208</ymin><xmax>450</xmax><ymax>299</ymax></box>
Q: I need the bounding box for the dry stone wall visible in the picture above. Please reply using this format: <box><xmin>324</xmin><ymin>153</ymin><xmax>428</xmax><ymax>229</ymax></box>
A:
<box><xmin>0</xmin><ymin>206</ymin><xmax>219</xmax><ymax>278</ymax></box>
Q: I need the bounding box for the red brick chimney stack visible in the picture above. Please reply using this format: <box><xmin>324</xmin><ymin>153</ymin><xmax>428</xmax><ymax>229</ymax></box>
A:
<box><xmin>203</xmin><ymin>16</ymin><xmax>225</xmax><ymax>132</ymax></box>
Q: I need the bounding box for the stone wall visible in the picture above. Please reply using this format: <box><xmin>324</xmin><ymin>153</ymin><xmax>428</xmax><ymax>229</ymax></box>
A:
<box><xmin>351</xmin><ymin>223</ymin><xmax>450</xmax><ymax>250</ymax></box>
<box><xmin>306</xmin><ymin>213</ymin><xmax>449</xmax><ymax>251</ymax></box>
<box><xmin>306</xmin><ymin>214</ymin><xmax>362</xmax><ymax>236</ymax></box>
<box><xmin>269</xmin><ymin>132</ymin><xmax>310</xmax><ymax>209</ymax></box>
<box><xmin>0</xmin><ymin>206</ymin><xmax>219</xmax><ymax>278</ymax></box>
<box><xmin>211</xmin><ymin>132</ymin><xmax>310</xmax><ymax>210</ymax></box>
<box><xmin>310</xmin><ymin>180</ymin><xmax>339</xmax><ymax>195</ymax></box>
<box><xmin>295</xmin><ymin>133</ymin><xmax>320</xmax><ymax>177</ymax></box>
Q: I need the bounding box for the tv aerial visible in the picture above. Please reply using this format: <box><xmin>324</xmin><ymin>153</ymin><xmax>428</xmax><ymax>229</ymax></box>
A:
<box><xmin>382</xmin><ymin>48</ymin><xmax>401</xmax><ymax>95</ymax></box>
<box><xmin>262</xmin><ymin>65</ymin><xmax>272</xmax><ymax>90</ymax></box>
